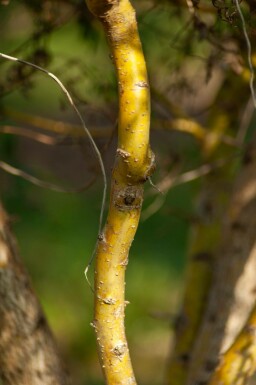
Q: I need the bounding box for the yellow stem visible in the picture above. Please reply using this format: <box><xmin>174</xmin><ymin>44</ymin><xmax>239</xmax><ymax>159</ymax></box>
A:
<box><xmin>209</xmin><ymin>303</ymin><xmax>256</xmax><ymax>385</ymax></box>
<box><xmin>85</xmin><ymin>1</ymin><xmax>154</xmax><ymax>385</ymax></box>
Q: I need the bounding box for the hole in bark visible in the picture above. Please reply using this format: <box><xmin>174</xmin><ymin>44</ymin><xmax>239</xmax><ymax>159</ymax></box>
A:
<box><xmin>124</xmin><ymin>194</ymin><xmax>135</xmax><ymax>205</ymax></box>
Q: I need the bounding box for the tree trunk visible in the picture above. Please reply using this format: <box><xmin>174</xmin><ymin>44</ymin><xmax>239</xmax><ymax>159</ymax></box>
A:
<box><xmin>0</xmin><ymin>203</ymin><xmax>70</xmax><ymax>385</ymax></box>
<box><xmin>188</xmin><ymin>139</ymin><xmax>256</xmax><ymax>385</ymax></box>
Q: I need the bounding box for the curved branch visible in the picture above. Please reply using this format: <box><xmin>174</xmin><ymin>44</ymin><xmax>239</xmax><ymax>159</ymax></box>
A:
<box><xmin>85</xmin><ymin>1</ymin><xmax>154</xmax><ymax>385</ymax></box>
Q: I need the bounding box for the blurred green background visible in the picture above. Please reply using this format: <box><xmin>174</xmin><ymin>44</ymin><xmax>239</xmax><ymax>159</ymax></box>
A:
<box><xmin>0</xmin><ymin>1</ymin><xmax>252</xmax><ymax>384</ymax></box>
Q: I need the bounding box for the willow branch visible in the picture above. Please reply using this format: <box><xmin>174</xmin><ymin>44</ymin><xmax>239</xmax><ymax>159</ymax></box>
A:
<box><xmin>157</xmin><ymin>118</ymin><xmax>238</xmax><ymax>148</ymax></box>
<box><xmin>209</xmin><ymin>302</ymin><xmax>256</xmax><ymax>385</ymax></box>
<box><xmin>151</xmin><ymin>88</ymin><xmax>237</xmax><ymax>150</ymax></box>
<box><xmin>84</xmin><ymin>1</ymin><xmax>154</xmax><ymax>385</ymax></box>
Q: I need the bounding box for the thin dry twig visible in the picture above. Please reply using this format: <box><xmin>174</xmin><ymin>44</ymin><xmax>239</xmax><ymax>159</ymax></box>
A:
<box><xmin>0</xmin><ymin>125</ymin><xmax>63</xmax><ymax>145</ymax></box>
<box><xmin>4</xmin><ymin>108</ymin><xmax>113</xmax><ymax>138</ymax></box>
<box><xmin>0</xmin><ymin>52</ymin><xmax>107</xmax><ymax>236</ymax></box>
<box><xmin>158</xmin><ymin>158</ymin><xmax>228</xmax><ymax>194</ymax></box>
<box><xmin>0</xmin><ymin>51</ymin><xmax>108</xmax><ymax>290</ymax></box>
<box><xmin>142</xmin><ymin>157</ymin><xmax>234</xmax><ymax>221</ymax></box>
<box><xmin>0</xmin><ymin>160</ymin><xmax>96</xmax><ymax>193</ymax></box>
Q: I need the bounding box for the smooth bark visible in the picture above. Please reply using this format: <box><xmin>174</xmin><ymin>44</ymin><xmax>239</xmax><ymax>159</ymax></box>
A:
<box><xmin>85</xmin><ymin>1</ymin><xmax>154</xmax><ymax>385</ymax></box>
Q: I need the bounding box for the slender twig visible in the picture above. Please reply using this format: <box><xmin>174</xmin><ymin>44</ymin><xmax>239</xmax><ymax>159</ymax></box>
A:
<box><xmin>4</xmin><ymin>108</ymin><xmax>114</xmax><ymax>138</ymax></box>
<box><xmin>0</xmin><ymin>125</ymin><xmax>62</xmax><ymax>145</ymax></box>
<box><xmin>142</xmin><ymin>155</ymin><xmax>240</xmax><ymax>221</ymax></box>
<box><xmin>0</xmin><ymin>51</ymin><xmax>108</xmax><ymax>291</ymax></box>
<box><xmin>158</xmin><ymin>158</ymin><xmax>228</xmax><ymax>194</ymax></box>
<box><xmin>0</xmin><ymin>160</ymin><xmax>96</xmax><ymax>193</ymax></box>
<box><xmin>0</xmin><ymin>52</ymin><xmax>107</xmax><ymax>237</ymax></box>
<box><xmin>141</xmin><ymin>194</ymin><xmax>167</xmax><ymax>221</ymax></box>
